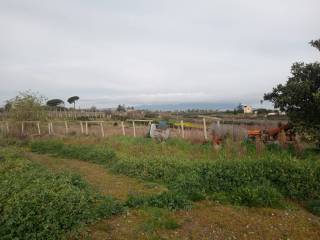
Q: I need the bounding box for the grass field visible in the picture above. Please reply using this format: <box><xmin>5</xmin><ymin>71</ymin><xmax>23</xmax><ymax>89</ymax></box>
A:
<box><xmin>1</xmin><ymin>135</ymin><xmax>320</xmax><ymax>239</ymax></box>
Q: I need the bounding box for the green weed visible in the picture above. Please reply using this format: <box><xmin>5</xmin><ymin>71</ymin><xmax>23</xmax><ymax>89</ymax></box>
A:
<box><xmin>126</xmin><ymin>191</ymin><xmax>192</xmax><ymax>211</ymax></box>
<box><xmin>137</xmin><ymin>207</ymin><xmax>180</xmax><ymax>233</ymax></box>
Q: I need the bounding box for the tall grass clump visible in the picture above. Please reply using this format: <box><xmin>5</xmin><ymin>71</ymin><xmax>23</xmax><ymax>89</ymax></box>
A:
<box><xmin>0</xmin><ymin>148</ymin><xmax>123</xmax><ymax>240</ymax></box>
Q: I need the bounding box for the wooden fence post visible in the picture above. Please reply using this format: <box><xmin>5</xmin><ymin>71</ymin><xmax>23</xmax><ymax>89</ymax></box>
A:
<box><xmin>80</xmin><ymin>121</ymin><xmax>84</xmax><ymax>134</ymax></box>
<box><xmin>203</xmin><ymin>118</ymin><xmax>208</xmax><ymax>140</ymax></box>
<box><xmin>85</xmin><ymin>121</ymin><xmax>88</xmax><ymax>135</ymax></box>
<box><xmin>21</xmin><ymin>122</ymin><xmax>24</xmax><ymax>135</ymax></box>
<box><xmin>37</xmin><ymin>122</ymin><xmax>41</xmax><ymax>135</ymax></box>
<box><xmin>48</xmin><ymin>123</ymin><xmax>51</xmax><ymax>135</ymax></box>
<box><xmin>181</xmin><ymin>120</ymin><xmax>185</xmax><ymax>138</ymax></box>
<box><xmin>100</xmin><ymin>122</ymin><xmax>105</xmax><ymax>137</ymax></box>
<box><xmin>132</xmin><ymin>121</ymin><xmax>136</xmax><ymax>137</ymax></box>
<box><xmin>5</xmin><ymin>122</ymin><xmax>9</xmax><ymax>134</ymax></box>
<box><xmin>65</xmin><ymin>121</ymin><xmax>68</xmax><ymax>134</ymax></box>
<box><xmin>121</xmin><ymin>121</ymin><xmax>125</xmax><ymax>136</ymax></box>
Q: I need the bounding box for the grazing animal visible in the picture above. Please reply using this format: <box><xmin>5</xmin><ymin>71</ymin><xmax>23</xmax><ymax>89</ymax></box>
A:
<box><xmin>263</xmin><ymin>123</ymin><xmax>292</xmax><ymax>141</ymax></box>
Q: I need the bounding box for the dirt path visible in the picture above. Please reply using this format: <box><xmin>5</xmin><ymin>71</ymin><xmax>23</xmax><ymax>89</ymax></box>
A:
<box><xmin>25</xmin><ymin>152</ymin><xmax>166</xmax><ymax>200</ymax></box>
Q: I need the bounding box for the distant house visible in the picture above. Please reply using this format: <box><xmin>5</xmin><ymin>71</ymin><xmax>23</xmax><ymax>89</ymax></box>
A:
<box><xmin>243</xmin><ymin>105</ymin><xmax>253</xmax><ymax>114</ymax></box>
<box><xmin>267</xmin><ymin>112</ymin><xmax>277</xmax><ymax>116</ymax></box>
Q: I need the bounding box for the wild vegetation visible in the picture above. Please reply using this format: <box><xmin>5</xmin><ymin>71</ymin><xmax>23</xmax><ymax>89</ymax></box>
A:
<box><xmin>0</xmin><ymin>148</ymin><xmax>123</xmax><ymax>240</ymax></box>
<box><xmin>30</xmin><ymin>137</ymin><xmax>320</xmax><ymax>210</ymax></box>
<box><xmin>0</xmin><ymin>133</ymin><xmax>319</xmax><ymax>239</ymax></box>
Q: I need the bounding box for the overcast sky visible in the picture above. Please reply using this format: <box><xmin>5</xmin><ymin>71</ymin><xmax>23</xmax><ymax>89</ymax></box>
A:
<box><xmin>0</xmin><ymin>0</ymin><xmax>319</xmax><ymax>108</ymax></box>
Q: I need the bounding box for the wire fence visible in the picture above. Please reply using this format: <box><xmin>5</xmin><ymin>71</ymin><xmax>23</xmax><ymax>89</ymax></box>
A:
<box><xmin>0</xmin><ymin>118</ymin><xmax>280</xmax><ymax>143</ymax></box>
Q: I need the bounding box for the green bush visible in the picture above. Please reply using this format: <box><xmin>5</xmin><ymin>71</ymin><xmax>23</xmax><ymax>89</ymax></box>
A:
<box><xmin>0</xmin><ymin>148</ymin><xmax>122</xmax><ymax>240</ymax></box>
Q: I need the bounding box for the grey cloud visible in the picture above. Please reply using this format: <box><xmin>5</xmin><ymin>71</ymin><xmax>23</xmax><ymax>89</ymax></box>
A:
<box><xmin>0</xmin><ymin>0</ymin><xmax>319</xmax><ymax>108</ymax></box>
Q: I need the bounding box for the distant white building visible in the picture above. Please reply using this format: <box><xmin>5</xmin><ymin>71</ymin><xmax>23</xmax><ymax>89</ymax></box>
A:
<box><xmin>267</xmin><ymin>112</ymin><xmax>277</xmax><ymax>117</ymax></box>
<box><xmin>243</xmin><ymin>105</ymin><xmax>253</xmax><ymax>114</ymax></box>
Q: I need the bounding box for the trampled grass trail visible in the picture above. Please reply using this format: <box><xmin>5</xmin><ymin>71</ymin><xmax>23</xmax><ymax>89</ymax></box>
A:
<box><xmin>24</xmin><ymin>152</ymin><xmax>167</xmax><ymax>200</ymax></box>
<box><xmin>88</xmin><ymin>201</ymin><xmax>320</xmax><ymax>240</ymax></box>
<box><xmin>24</xmin><ymin>151</ymin><xmax>320</xmax><ymax>240</ymax></box>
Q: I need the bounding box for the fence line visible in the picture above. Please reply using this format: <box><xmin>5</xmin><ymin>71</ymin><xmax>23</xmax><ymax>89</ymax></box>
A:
<box><xmin>0</xmin><ymin>119</ymin><xmax>213</xmax><ymax>141</ymax></box>
<box><xmin>1</xmin><ymin>117</ymin><xmax>272</xmax><ymax>142</ymax></box>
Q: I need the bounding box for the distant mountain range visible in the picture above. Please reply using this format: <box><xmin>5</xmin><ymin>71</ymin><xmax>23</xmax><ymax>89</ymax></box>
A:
<box><xmin>135</xmin><ymin>102</ymin><xmax>241</xmax><ymax>111</ymax></box>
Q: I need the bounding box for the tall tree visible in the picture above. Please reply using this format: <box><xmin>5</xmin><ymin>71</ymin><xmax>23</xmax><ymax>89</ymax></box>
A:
<box><xmin>46</xmin><ymin>99</ymin><xmax>64</xmax><ymax>108</ymax></box>
<box><xmin>264</xmin><ymin>39</ymin><xmax>320</xmax><ymax>146</ymax></box>
<box><xmin>117</xmin><ymin>104</ymin><xmax>126</xmax><ymax>112</ymax></box>
<box><xmin>67</xmin><ymin>96</ymin><xmax>79</xmax><ymax>109</ymax></box>
<box><xmin>234</xmin><ymin>103</ymin><xmax>243</xmax><ymax>114</ymax></box>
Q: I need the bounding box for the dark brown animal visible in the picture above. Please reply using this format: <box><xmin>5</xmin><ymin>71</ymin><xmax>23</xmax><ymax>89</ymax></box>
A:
<box><xmin>264</xmin><ymin>123</ymin><xmax>291</xmax><ymax>140</ymax></box>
